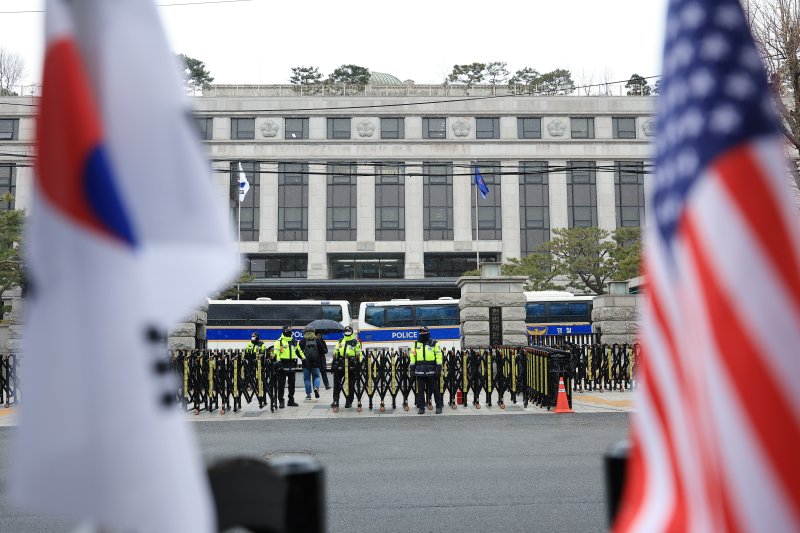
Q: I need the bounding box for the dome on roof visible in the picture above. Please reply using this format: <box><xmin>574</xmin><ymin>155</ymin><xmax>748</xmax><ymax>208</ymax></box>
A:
<box><xmin>369</xmin><ymin>72</ymin><xmax>403</xmax><ymax>85</ymax></box>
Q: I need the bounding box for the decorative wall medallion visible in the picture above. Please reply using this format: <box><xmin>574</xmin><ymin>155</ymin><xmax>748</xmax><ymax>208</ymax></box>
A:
<box><xmin>547</xmin><ymin>119</ymin><xmax>566</xmax><ymax>137</ymax></box>
<box><xmin>260</xmin><ymin>120</ymin><xmax>279</xmax><ymax>138</ymax></box>
<box><xmin>641</xmin><ymin>119</ymin><xmax>656</xmax><ymax>137</ymax></box>
<box><xmin>452</xmin><ymin>119</ymin><xmax>470</xmax><ymax>137</ymax></box>
<box><xmin>356</xmin><ymin>120</ymin><xmax>375</xmax><ymax>137</ymax></box>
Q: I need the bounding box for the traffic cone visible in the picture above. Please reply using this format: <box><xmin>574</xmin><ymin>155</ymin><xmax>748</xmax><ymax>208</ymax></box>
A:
<box><xmin>455</xmin><ymin>389</ymin><xmax>463</xmax><ymax>404</ymax></box>
<box><xmin>553</xmin><ymin>376</ymin><xmax>574</xmax><ymax>413</ymax></box>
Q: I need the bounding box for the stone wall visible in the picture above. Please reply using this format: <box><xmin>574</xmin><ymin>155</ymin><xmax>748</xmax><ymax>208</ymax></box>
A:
<box><xmin>592</xmin><ymin>294</ymin><xmax>641</xmax><ymax>345</ymax></box>
<box><xmin>457</xmin><ymin>276</ymin><xmax>528</xmax><ymax>348</ymax></box>
<box><xmin>169</xmin><ymin>305</ymin><xmax>208</xmax><ymax>350</ymax></box>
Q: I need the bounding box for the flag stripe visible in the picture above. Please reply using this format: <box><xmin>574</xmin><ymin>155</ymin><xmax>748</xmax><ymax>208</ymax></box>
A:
<box><xmin>683</xmin><ymin>213</ymin><xmax>800</xmax><ymax>517</ymax></box>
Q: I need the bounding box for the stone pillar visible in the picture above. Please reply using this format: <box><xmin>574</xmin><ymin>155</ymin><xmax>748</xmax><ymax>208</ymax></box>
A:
<box><xmin>592</xmin><ymin>294</ymin><xmax>640</xmax><ymax>345</ymax></box>
<box><xmin>169</xmin><ymin>306</ymin><xmax>209</xmax><ymax>350</ymax></box>
<box><xmin>457</xmin><ymin>271</ymin><xmax>528</xmax><ymax>348</ymax></box>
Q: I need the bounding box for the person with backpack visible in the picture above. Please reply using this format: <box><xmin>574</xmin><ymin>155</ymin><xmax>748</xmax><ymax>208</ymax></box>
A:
<box><xmin>299</xmin><ymin>324</ymin><xmax>327</xmax><ymax>399</ymax></box>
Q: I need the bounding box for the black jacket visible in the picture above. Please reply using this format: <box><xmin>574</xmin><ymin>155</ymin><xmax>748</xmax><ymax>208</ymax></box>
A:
<box><xmin>298</xmin><ymin>337</ymin><xmax>328</xmax><ymax>368</ymax></box>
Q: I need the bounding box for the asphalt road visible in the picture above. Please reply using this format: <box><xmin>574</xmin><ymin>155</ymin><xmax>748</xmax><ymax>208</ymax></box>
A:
<box><xmin>0</xmin><ymin>413</ymin><xmax>629</xmax><ymax>532</ymax></box>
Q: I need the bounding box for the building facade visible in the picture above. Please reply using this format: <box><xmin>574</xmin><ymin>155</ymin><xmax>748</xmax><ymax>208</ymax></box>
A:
<box><xmin>0</xmin><ymin>77</ymin><xmax>655</xmax><ymax>303</ymax></box>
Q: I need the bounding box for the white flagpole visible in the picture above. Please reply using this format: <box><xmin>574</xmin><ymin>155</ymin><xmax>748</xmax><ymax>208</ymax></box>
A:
<box><xmin>237</xmin><ymin>197</ymin><xmax>241</xmax><ymax>300</ymax></box>
<box><xmin>474</xmin><ymin>162</ymin><xmax>480</xmax><ymax>269</ymax></box>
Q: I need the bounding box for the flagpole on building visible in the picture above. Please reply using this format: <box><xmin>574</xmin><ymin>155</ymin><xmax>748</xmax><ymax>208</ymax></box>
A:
<box><xmin>236</xmin><ymin>197</ymin><xmax>241</xmax><ymax>300</ymax></box>
<box><xmin>474</xmin><ymin>161</ymin><xmax>480</xmax><ymax>269</ymax></box>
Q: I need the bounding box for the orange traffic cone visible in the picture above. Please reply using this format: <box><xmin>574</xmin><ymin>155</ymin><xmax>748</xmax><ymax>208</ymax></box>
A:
<box><xmin>455</xmin><ymin>389</ymin><xmax>463</xmax><ymax>404</ymax></box>
<box><xmin>553</xmin><ymin>376</ymin><xmax>574</xmax><ymax>413</ymax></box>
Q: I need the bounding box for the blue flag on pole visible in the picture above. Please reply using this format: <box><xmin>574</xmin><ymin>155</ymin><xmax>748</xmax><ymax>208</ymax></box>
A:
<box><xmin>474</xmin><ymin>165</ymin><xmax>489</xmax><ymax>199</ymax></box>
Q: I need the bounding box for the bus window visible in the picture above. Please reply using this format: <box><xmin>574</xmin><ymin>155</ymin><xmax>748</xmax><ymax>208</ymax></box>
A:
<box><xmin>525</xmin><ymin>303</ymin><xmax>547</xmax><ymax>323</ymax></box>
<box><xmin>415</xmin><ymin>305</ymin><xmax>459</xmax><ymax>326</ymax></box>
<box><xmin>322</xmin><ymin>305</ymin><xmax>344</xmax><ymax>322</ymax></box>
<box><xmin>549</xmin><ymin>301</ymin><xmax>591</xmax><ymax>322</ymax></box>
<box><xmin>385</xmin><ymin>306</ymin><xmax>414</xmax><ymax>327</ymax></box>
<box><xmin>364</xmin><ymin>306</ymin><xmax>385</xmax><ymax>327</ymax></box>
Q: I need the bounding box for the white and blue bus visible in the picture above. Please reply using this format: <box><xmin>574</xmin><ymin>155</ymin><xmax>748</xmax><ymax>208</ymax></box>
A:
<box><xmin>357</xmin><ymin>298</ymin><xmax>460</xmax><ymax>351</ymax></box>
<box><xmin>524</xmin><ymin>291</ymin><xmax>594</xmax><ymax>336</ymax></box>
<box><xmin>206</xmin><ymin>298</ymin><xmax>352</xmax><ymax>351</ymax></box>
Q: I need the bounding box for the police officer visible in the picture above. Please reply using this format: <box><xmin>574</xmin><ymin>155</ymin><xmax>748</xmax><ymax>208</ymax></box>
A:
<box><xmin>331</xmin><ymin>325</ymin><xmax>361</xmax><ymax>411</ymax></box>
<box><xmin>273</xmin><ymin>325</ymin><xmax>305</xmax><ymax>408</ymax></box>
<box><xmin>245</xmin><ymin>332</ymin><xmax>267</xmax><ymax>356</ymax></box>
<box><xmin>410</xmin><ymin>326</ymin><xmax>443</xmax><ymax>414</ymax></box>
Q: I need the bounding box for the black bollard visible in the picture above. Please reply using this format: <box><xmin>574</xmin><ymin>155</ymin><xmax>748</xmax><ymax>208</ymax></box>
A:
<box><xmin>604</xmin><ymin>440</ymin><xmax>630</xmax><ymax>527</ymax></box>
<box><xmin>270</xmin><ymin>454</ymin><xmax>326</xmax><ymax>533</ymax></box>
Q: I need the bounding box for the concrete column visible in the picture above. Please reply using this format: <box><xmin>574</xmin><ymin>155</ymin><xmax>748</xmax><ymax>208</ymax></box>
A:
<box><xmin>500</xmin><ymin>160</ymin><xmax>521</xmax><ymax>261</ymax></box>
<box><xmin>307</xmin><ymin>163</ymin><xmax>328</xmax><ymax>279</ymax></box>
<box><xmin>356</xmin><ymin>163</ymin><xmax>375</xmax><ymax>245</ymax></box>
<box><xmin>592</xmin><ymin>294</ymin><xmax>641</xmax><ymax>345</ymax></box>
<box><xmin>597</xmin><ymin>160</ymin><xmax>617</xmax><ymax>232</ymax></box>
<box><xmin>405</xmin><ymin>161</ymin><xmax>424</xmax><ymax>278</ymax></box>
<box><xmin>458</xmin><ymin>274</ymin><xmax>529</xmax><ymax>348</ymax></box>
<box><xmin>453</xmin><ymin>159</ymin><xmax>472</xmax><ymax>243</ymax></box>
<box><xmin>549</xmin><ymin>160</ymin><xmax>568</xmax><ymax>232</ymax></box>
<box><xmin>260</xmin><ymin>161</ymin><xmax>279</xmax><ymax>244</ymax></box>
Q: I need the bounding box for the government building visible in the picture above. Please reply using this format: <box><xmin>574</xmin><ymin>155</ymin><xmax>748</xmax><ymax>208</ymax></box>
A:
<box><xmin>0</xmin><ymin>73</ymin><xmax>655</xmax><ymax>304</ymax></box>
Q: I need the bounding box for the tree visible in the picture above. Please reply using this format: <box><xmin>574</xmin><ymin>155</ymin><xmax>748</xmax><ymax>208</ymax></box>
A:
<box><xmin>177</xmin><ymin>53</ymin><xmax>214</xmax><ymax>93</ymax></box>
<box><xmin>327</xmin><ymin>64</ymin><xmax>371</xmax><ymax>88</ymax></box>
<box><xmin>543</xmin><ymin>227</ymin><xmax>615</xmax><ymax>295</ymax></box>
<box><xmin>625</xmin><ymin>73</ymin><xmax>651</xmax><ymax>95</ymax></box>
<box><xmin>745</xmin><ymin>0</ymin><xmax>800</xmax><ymax>190</ymax></box>
<box><xmin>484</xmin><ymin>61</ymin><xmax>509</xmax><ymax>85</ymax></box>
<box><xmin>610</xmin><ymin>227</ymin><xmax>642</xmax><ymax>281</ymax></box>
<box><xmin>509</xmin><ymin>67</ymin><xmax>541</xmax><ymax>90</ymax></box>
<box><xmin>501</xmin><ymin>252</ymin><xmax>561</xmax><ymax>291</ymax></box>
<box><xmin>289</xmin><ymin>66</ymin><xmax>323</xmax><ymax>85</ymax></box>
<box><xmin>446</xmin><ymin>62</ymin><xmax>486</xmax><ymax>89</ymax></box>
<box><xmin>537</xmin><ymin>69</ymin><xmax>575</xmax><ymax>95</ymax></box>
<box><xmin>0</xmin><ymin>47</ymin><xmax>25</xmax><ymax>96</ymax></box>
<box><xmin>0</xmin><ymin>202</ymin><xmax>24</xmax><ymax>317</ymax></box>
<box><xmin>215</xmin><ymin>270</ymin><xmax>253</xmax><ymax>300</ymax></box>
<box><xmin>653</xmin><ymin>78</ymin><xmax>661</xmax><ymax>95</ymax></box>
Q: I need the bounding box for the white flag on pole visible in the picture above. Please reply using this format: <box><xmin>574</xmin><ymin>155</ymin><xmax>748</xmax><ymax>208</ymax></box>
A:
<box><xmin>11</xmin><ymin>1</ymin><xmax>238</xmax><ymax>532</ymax></box>
<box><xmin>238</xmin><ymin>161</ymin><xmax>250</xmax><ymax>203</ymax></box>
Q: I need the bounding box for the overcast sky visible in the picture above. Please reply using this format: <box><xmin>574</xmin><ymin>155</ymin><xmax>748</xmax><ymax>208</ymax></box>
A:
<box><xmin>1</xmin><ymin>0</ymin><xmax>669</xmax><ymax>89</ymax></box>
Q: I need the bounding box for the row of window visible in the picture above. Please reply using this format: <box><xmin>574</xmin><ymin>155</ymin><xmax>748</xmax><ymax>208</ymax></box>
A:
<box><xmin>198</xmin><ymin>116</ymin><xmax>642</xmax><ymax>141</ymax></box>
<box><xmin>233</xmin><ymin>161</ymin><xmax>646</xmax><ymax>256</ymax></box>
<box><xmin>247</xmin><ymin>253</ymin><xmax>501</xmax><ymax>280</ymax></box>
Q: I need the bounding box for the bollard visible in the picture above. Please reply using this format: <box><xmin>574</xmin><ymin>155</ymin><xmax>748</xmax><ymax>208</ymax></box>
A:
<box><xmin>604</xmin><ymin>440</ymin><xmax>630</xmax><ymax>527</ymax></box>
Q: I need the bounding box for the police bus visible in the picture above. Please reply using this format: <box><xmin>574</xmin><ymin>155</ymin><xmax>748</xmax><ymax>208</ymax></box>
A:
<box><xmin>206</xmin><ymin>298</ymin><xmax>353</xmax><ymax>351</ymax></box>
<box><xmin>357</xmin><ymin>298</ymin><xmax>460</xmax><ymax>352</ymax></box>
<box><xmin>524</xmin><ymin>291</ymin><xmax>594</xmax><ymax>337</ymax></box>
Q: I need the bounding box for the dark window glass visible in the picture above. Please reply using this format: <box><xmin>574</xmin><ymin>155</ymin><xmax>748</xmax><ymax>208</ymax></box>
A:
<box><xmin>278</xmin><ymin>162</ymin><xmax>308</xmax><ymax>240</ymax></box>
<box><xmin>415</xmin><ymin>305</ymin><xmax>459</xmax><ymax>326</ymax></box>
<box><xmin>375</xmin><ymin>163</ymin><xmax>405</xmax><ymax>241</ymax></box>
<box><xmin>385</xmin><ymin>306</ymin><xmax>414</xmax><ymax>327</ymax></box>
<box><xmin>364</xmin><ymin>306</ymin><xmax>386</xmax><ymax>327</ymax></box>
<box><xmin>613</xmin><ymin>117</ymin><xmax>637</xmax><ymax>139</ymax></box>
<box><xmin>327</xmin><ymin>117</ymin><xmax>352</xmax><ymax>139</ymax></box>
<box><xmin>285</xmin><ymin>118</ymin><xmax>309</xmax><ymax>139</ymax></box>
<box><xmin>230</xmin><ymin>161</ymin><xmax>259</xmax><ymax>240</ymax></box>
<box><xmin>570</xmin><ymin>117</ymin><xmax>595</xmax><ymax>139</ymax></box>
<box><xmin>517</xmin><ymin>117</ymin><xmax>542</xmax><ymax>139</ymax></box>
<box><xmin>327</xmin><ymin>162</ymin><xmax>357</xmax><ymax>240</ymax></box>
<box><xmin>0</xmin><ymin>119</ymin><xmax>19</xmax><ymax>141</ymax></box>
<box><xmin>519</xmin><ymin>161</ymin><xmax>550</xmax><ymax>255</ymax></box>
<box><xmin>615</xmin><ymin>161</ymin><xmax>646</xmax><ymax>227</ymax></box>
<box><xmin>423</xmin><ymin>253</ymin><xmax>499</xmax><ymax>277</ymax></box>
<box><xmin>475</xmin><ymin>117</ymin><xmax>499</xmax><ymax>139</ymax></box>
<box><xmin>422</xmin><ymin>117</ymin><xmax>447</xmax><ymax>139</ymax></box>
<box><xmin>567</xmin><ymin>161</ymin><xmax>597</xmax><ymax>228</ymax></box>
<box><xmin>0</xmin><ymin>165</ymin><xmax>16</xmax><ymax>211</ymax></box>
<box><xmin>231</xmin><ymin>117</ymin><xmax>255</xmax><ymax>140</ymax></box>
<box><xmin>247</xmin><ymin>254</ymin><xmax>308</xmax><ymax>278</ymax></box>
<box><xmin>194</xmin><ymin>117</ymin><xmax>212</xmax><ymax>140</ymax></box>
<box><xmin>329</xmin><ymin>254</ymin><xmax>405</xmax><ymax>279</ymax></box>
<box><xmin>472</xmin><ymin>161</ymin><xmax>502</xmax><ymax>240</ymax></box>
<box><xmin>525</xmin><ymin>303</ymin><xmax>547</xmax><ymax>322</ymax></box>
<box><xmin>380</xmin><ymin>117</ymin><xmax>405</xmax><ymax>139</ymax></box>
<box><xmin>549</xmin><ymin>302</ymin><xmax>592</xmax><ymax>322</ymax></box>
<box><xmin>423</xmin><ymin>162</ymin><xmax>453</xmax><ymax>240</ymax></box>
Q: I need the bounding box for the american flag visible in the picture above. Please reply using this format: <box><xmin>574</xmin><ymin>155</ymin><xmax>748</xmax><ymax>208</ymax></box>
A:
<box><xmin>614</xmin><ymin>0</ymin><xmax>800</xmax><ymax>531</ymax></box>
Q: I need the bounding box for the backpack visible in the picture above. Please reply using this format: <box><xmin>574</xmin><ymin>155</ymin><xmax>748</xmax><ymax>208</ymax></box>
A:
<box><xmin>303</xmin><ymin>339</ymin><xmax>320</xmax><ymax>366</ymax></box>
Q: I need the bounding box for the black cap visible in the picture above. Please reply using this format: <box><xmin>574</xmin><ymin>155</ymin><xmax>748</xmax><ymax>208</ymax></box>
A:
<box><xmin>251</xmin><ymin>332</ymin><xmax>260</xmax><ymax>341</ymax></box>
<box><xmin>419</xmin><ymin>326</ymin><xmax>430</xmax><ymax>334</ymax></box>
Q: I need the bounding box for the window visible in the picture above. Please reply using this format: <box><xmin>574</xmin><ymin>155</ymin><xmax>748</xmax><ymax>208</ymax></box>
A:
<box><xmin>519</xmin><ymin>161</ymin><xmax>550</xmax><ymax>255</ymax></box>
<box><xmin>375</xmin><ymin>163</ymin><xmax>405</xmax><ymax>241</ymax></box>
<box><xmin>0</xmin><ymin>119</ymin><xmax>19</xmax><ymax>141</ymax></box>
<box><xmin>472</xmin><ymin>161</ymin><xmax>502</xmax><ymax>240</ymax></box>
<box><xmin>0</xmin><ymin>164</ymin><xmax>16</xmax><ymax>211</ymax></box>
<box><xmin>424</xmin><ymin>253</ymin><xmax>499</xmax><ymax>277</ymax></box>
<box><xmin>475</xmin><ymin>117</ymin><xmax>500</xmax><ymax>139</ymax></box>
<box><xmin>570</xmin><ymin>117</ymin><xmax>595</xmax><ymax>139</ymax></box>
<box><xmin>567</xmin><ymin>161</ymin><xmax>597</xmax><ymax>228</ymax></box>
<box><xmin>329</xmin><ymin>254</ymin><xmax>405</xmax><ymax>279</ymax></box>
<box><xmin>615</xmin><ymin>161</ymin><xmax>645</xmax><ymax>227</ymax></box>
<box><xmin>230</xmin><ymin>161</ymin><xmax>259</xmax><ymax>240</ymax></box>
<box><xmin>380</xmin><ymin>117</ymin><xmax>405</xmax><ymax>139</ymax></box>
<box><xmin>327</xmin><ymin>117</ymin><xmax>351</xmax><ymax>139</ymax></box>
<box><xmin>613</xmin><ymin>117</ymin><xmax>637</xmax><ymax>139</ymax></box>
<box><xmin>278</xmin><ymin>162</ymin><xmax>308</xmax><ymax>240</ymax></box>
<box><xmin>230</xmin><ymin>117</ymin><xmax>255</xmax><ymax>140</ymax></box>
<box><xmin>247</xmin><ymin>254</ymin><xmax>307</xmax><ymax>278</ymax></box>
<box><xmin>517</xmin><ymin>117</ymin><xmax>542</xmax><ymax>139</ymax></box>
<box><xmin>415</xmin><ymin>305</ymin><xmax>459</xmax><ymax>326</ymax></box>
<box><xmin>423</xmin><ymin>162</ymin><xmax>453</xmax><ymax>240</ymax></box>
<box><xmin>422</xmin><ymin>117</ymin><xmax>447</xmax><ymax>139</ymax></box>
<box><xmin>327</xmin><ymin>162</ymin><xmax>357</xmax><ymax>240</ymax></box>
<box><xmin>194</xmin><ymin>117</ymin><xmax>212</xmax><ymax>140</ymax></box>
<box><xmin>285</xmin><ymin>118</ymin><xmax>309</xmax><ymax>139</ymax></box>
